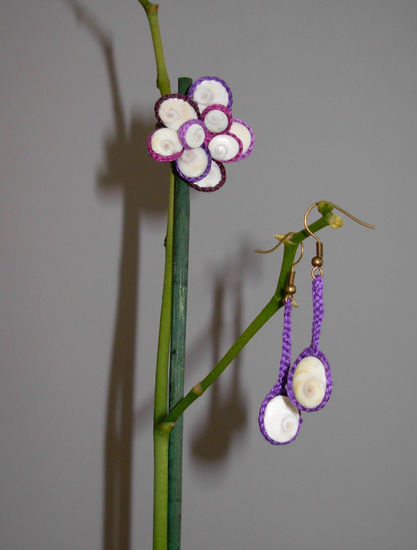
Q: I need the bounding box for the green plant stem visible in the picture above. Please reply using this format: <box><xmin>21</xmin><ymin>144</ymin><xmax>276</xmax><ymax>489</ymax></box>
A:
<box><xmin>138</xmin><ymin>1</ymin><xmax>170</xmax><ymax>95</ymax></box>
<box><xmin>168</xmin><ymin>77</ymin><xmax>192</xmax><ymax>550</ymax></box>
<box><xmin>161</xmin><ymin>215</ymin><xmax>330</xmax><ymax>426</ymax></box>
<box><xmin>153</xmin><ymin>173</ymin><xmax>175</xmax><ymax>550</ymax></box>
<box><xmin>138</xmin><ymin>3</ymin><xmax>173</xmax><ymax>549</ymax></box>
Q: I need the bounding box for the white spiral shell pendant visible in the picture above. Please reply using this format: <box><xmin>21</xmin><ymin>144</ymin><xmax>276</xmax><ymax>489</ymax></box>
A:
<box><xmin>156</xmin><ymin>96</ymin><xmax>198</xmax><ymax>130</ymax></box>
<box><xmin>291</xmin><ymin>356</ymin><xmax>327</xmax><ymax>410</ymax></box>
<box><xmin>176</xmin><ymin>147</ymin><xmax>210</xmax><ymax>180</ymax></box>
<box><xmin>229</xmin><ymin>120</ymin><xmax>254</xmax><ymax>158</ymax></box>
<box><xmin>263</xmin><ymin>395</ymin><xmax>300</xmax><ymax>444</ymax></box>
<box><xmin>183</xmin><ymin>123</ymin><xmax>205</xmax><ymax>148</ymax></box>
<box><xmin>188</xmin><ymin>160</ymin><xmax>226</xmax><ymax>192</ymax></box>
<box><xmin>190</xmin><ymin>78</ymin><xmax>232</xmax><ymax>113</ymax></box>
<box><xmin>149</xmin><ymin>128</ymin><xmax>183</xmax><ymax>160</ymax></box>
<box><xmin>208</xmin><ymin>134</ymin><xmax>242</xmax><ymax>162</ymax></box>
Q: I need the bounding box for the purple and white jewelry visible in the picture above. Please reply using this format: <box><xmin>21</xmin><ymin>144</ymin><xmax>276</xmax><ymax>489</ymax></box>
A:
<box><xmin>258</xmin><ymin>297</ymin><xmax>302</xmax><ymax>445</ymax></box>
<box><xmin>286</xmin><ymin>274</ymin><xmax>333</xmax><ymax>412</ymax></box>
<box><xmin>147</xmin><ymin>77</ymin><xmax>254</xmax><ymax>191</ymax></box>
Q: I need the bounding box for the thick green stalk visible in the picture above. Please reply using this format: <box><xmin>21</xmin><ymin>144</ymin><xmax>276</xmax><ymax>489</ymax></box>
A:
<box><xmin>161</xmin><ymin>215</ymin><xmax>330</xmax><ymax>426</ymax></box>
<box><xmin>168</xmin><ymin>77</ymin><xmax>192</xmax><ymax>550</ymax></box>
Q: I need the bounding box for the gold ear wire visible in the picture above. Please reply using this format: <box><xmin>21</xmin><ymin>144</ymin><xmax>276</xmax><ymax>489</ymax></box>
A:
<box><xmin>293</xmin><ymin>240</ymin><xmax>304</xmax><ymax>267</ymax></box>
<box><xmin>284</xmin><ymin>241</ymin><xmax>304</xmax><ymax>305</ymax></box>
<box><xmin>255</xmin><ymin>232</ymin><xmax>304</xmax><ymax>304</ymax></box>
<box><xmin>254</xmin><ymin>231</ymin><xmax>295</xmax><ymax>254</ymax></box>
<box><xmin>304</xmin><ymin>201</ymin><xmax>376</xmax><ymax>278</ymax></box>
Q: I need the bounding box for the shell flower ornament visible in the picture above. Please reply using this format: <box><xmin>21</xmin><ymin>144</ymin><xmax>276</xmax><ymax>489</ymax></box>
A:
<box><xmin>147</xmin><ymin>76</ymin><xmax>254</xmax><ymax>191</ymax></box>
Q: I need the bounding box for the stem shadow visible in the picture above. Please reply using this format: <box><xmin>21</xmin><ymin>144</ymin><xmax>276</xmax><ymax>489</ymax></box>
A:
<box><xmin>64</xmin><ymin>3</ymin><xmax>168</xmax><ymax>549</ymax></box>
<box><xmin>190</xmin><ymin>242</ymin><xmax>260</xmax><ymax>465</ymax></box>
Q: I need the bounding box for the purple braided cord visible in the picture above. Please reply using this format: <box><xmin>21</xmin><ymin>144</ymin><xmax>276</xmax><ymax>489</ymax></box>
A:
<box><xmin>258</xmin><ymin>298</ymin><xmax>302</xmax><ymax>445</ymax></box>
<box><xmin>311</xmin><ymin>274</ymin><xmax>324</xmax><ymax>353</ymax></box>
<box><xmin>286</xmin><ymin>274</ymin><xmax>333</xmax><ymax>412</ymax></box>
<box><xmin>276</xmin><ymin>297</ymin><xmax>293</xmax><ymax>389</ymax></box>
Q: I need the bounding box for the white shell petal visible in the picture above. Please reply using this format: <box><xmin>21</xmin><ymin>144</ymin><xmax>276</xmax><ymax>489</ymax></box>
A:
<box><xmin>185</xmin><ymin>123</ymin><xmax>205</xmax><ymax>148</ymax></box>
<box><xmin>264</xmin><ymin>395</ymin><xmax>300</xmax><ymax>443</ymax></box>
<box><xmin>151</xmin><ymin>128</ymin><xmax>182</xmax><ymax>157</ymax></box>
<box><xmin>208</xmin><ymin>134</ymin><xmax>240</xmax><ymax>161</ymax></box>
<box><xmin>230</xmin><ymin>121</ymin><xmax>252</xmax><ymax>155</ymax></box>
<box><xmin>204</xmin><ymin>110</ymin><xmax>229</xmax><ymax>133</ymax></box>
<box><xmin>158</xmin><ymin>98</ymin><xmax>197</xmax><ymax>130</ymax></box>
<box><xmin>177</xmin><ymin>148</ymin><xmax>209</xmax><ymax>179</ymax></box>
<box><xmin>192</xmin><ymin>161</ymin><xmax>222</xmax><ymax>189</ymax></box>
<box><xmin>193</xmin><ymin>81</ymin><xmax>229</xmax><ymax>112</ymax></box>
<box><xmin>292</xmin><ymin>356</ymin><xmax>326</xmax><ymax>409</ymax></box>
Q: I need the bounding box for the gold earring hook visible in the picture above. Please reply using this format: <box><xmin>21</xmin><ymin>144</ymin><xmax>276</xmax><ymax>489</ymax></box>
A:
<box><xmin>255</xmin><ymin>232</ymin><xmax>304</xmax><ymax>304</ymax></box>
<box><xmin>284</xmin><ymin>241</ymin><xmax>304</xmax><ymax>305</ymax></box>
<box><xmin>254</xmin><ymin>232</ymin><xmax>295</xmax><ymax>255</ymax></box>
<box><xmin>293</xmin><ymin>240</ymin><xmax>304</xmax><ymax>267</ymax></box>
<box><xmin>304</xmin><ymin>201</ymin><xmax>376</xmax><ymax>243</ymax></box>
<box><xmin>304</xmin><ymin>201</ymin><xmax>376</xmax><ymax>279</ymax></box>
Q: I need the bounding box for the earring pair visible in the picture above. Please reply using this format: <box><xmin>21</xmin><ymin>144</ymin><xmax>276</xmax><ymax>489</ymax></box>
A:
<box><xmin>257</xmin><ymin>202</ymin><xmax>375</xmax><ymax>445</ymax></box>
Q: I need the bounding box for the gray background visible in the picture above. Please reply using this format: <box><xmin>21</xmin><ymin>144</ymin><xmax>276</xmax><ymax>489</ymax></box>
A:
<box><xmin>1</xmin><ymin>1</ymin><xmax>416</xmax><ymax>549</ymax></box>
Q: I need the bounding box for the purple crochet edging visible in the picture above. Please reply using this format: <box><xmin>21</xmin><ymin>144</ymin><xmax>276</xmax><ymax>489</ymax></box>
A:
<box><xmin>177</xmin><ymin>119</ymin><xmax>206</xmax><ymax>149</ymax></box>
<box><xmin>201</xmin><ymin>104</ymin><xmax>233</xmax><ymax>133</ymax></box>
<box><xmin>229</xmin><ymin>118</ymin><xmax>255</xmax><ymax>160</ymax></box>
<box><xmin>187</xmin><ymin>76</ymin><xmax>233</xmax><ymax>112</ymax></box>
<box><xmin>186</xmin><ymin>161</ymin><xmax>226</xmax><ymax>193</ymax></box>
<box><xmin>174</xmin><ymin>145</ymin><xmax>212</xmax><ymax>183</ymax></box>
<box><xmin>208</xmin><ymin>132</ymin><xmax>244</xmax><ymax>163</ymax></box>
<box><xmin>286</xmin><ymin>275</ymin><xmax>333</xmax><ymax>412</ymax></box>
<box><xmin>146</xmin><ymin>131</ymin><xmax>183</xmax><ymax>163</ymax></box>
<box><xmin>258</xmin><ymin>299</ymin><xmax>302</xmax><ymax>445</ymax></box>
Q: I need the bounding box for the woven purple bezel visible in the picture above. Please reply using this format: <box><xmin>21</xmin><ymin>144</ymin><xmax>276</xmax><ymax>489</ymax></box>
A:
<box><xmin>285</xmin><ymin>348</ymin><xmax>333</xmax><ymax>412</ymax></box>
<box><xmin>177</xmin><ymin>119</ymin><xmax>207</xmax><ymax>149</ymax></box>
<box><xmin>174</xmin><ymin>145</ymin><xmax>212</xmax><ymax>183</ymax></box>
<box><xmin>201</xmin><ymin>104</ymin><xmax>232</xmax><ymax>134</ymax></box>
<box><xmin>258</xmin><ymin>390</ymin><xmax>302</xmax><ymax>446</ymax></box>
<box><xmin>229</xmin><ymin>118</ymin><xmax>255</xmax><ymax>160</ymax></box>
<box><xmin>154</xmin><ymin>93</ymin><xmax>199</xmax><ymax>128</ymax></box>
<box><xmin>186</xmin><ymin>160</ymin><xmax>226</xmax><ymax>193</ymax></box>
<box><xmin>187</xmin><ymin>76</ymin><xmax>233</xmax><ymax>112</ymax></box>
<box><xmin>146</xmin><ymin>131</ymin><xmax>183</xmax><ymax>163</ymax></box>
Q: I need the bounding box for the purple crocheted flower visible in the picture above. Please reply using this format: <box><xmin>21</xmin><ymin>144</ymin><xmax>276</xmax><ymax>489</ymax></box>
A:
<box><xmin>147</xmin><ymin>77</ymin><xmax>254</xmax><ymax>192</ymax></box>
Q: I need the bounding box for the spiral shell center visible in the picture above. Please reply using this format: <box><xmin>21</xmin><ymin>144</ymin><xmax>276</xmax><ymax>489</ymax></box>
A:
<box><xmin>292</xmin><ymin>356</ymin><xmax>326</xmax><ymax>409</ymax></box>
<box><xmin>263</xmin><ymin>395</ymin><xmax>300</xmax><ymax>444</ymax></box>
<box><xmin>186</xmin><ymin>125</ymin><xmax>205</xmax><ymax>148</ymax></box>
<box><xmin>204</xmin><ymin>110</ymin><xmax>229</xmax><ymax>133</ymax></box>
<box><xmin>196</xmin><ymin>88</ymin><xmax>213</xmax><ymax>106</ymax></box>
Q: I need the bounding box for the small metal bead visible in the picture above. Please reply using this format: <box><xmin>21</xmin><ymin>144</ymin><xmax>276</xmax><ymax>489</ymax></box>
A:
<box><xmin>285</xmin><ymin>284</ymin><xmax>296</xmax><ymax>295</ymax></box>
<box><xmin>311</xmin><ymin>256</ymin><xmax>323</xmax><ymax>267</ymax></box>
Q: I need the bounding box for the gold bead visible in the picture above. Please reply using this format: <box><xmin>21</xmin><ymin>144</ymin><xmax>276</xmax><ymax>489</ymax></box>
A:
<box><xmin>285</xmin><ymin>284</ymin><xmax>296</xmax><ymax>295</ymax></box>
<box><xmin>311</xmin><ymin>256</ymin><xmax>323</xmax><ymax>267</ymax></box>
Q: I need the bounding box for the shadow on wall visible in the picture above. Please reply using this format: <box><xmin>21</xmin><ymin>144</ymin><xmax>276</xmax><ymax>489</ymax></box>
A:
<box><xmin>190</xmin><ymin>243</ymin><xmax>260</xmax><ymax>466</ymax></box>
<box><xmin>66</xmin><ymin>2</ymin><xmax>263</xmax><ymax>547</ymax></box>
<box><xmin>132</xmin><ymin>241</ymin><xmax>260</xmax><ymax>468</ymax></box>
<box><xmin>65</xmin><ymin>2</ymin><xmax>167</xmax><ymax>550</ymax></box>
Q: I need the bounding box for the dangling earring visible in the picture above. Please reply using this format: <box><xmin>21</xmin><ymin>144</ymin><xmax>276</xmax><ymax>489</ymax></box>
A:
<box><xmin>257</xmin><ymin>235</ymin><xmax>304</xmax><ymax>445</ymax></box>
<box><xmin>285</xmin><ymin>241</ymin><xmax>331</xmax><ymax>412</ymax></box>
<box><xmin>286</xmin><ymin>202</ymin><xmax>376</xmax><ymax>413</ymax></box>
